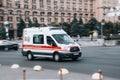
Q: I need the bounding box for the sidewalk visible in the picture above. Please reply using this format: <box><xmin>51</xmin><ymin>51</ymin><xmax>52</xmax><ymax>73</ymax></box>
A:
<box><xmin>0</xmin><ymin>65</ymin><xmax>119</xmax><ymax>80</ymax></box>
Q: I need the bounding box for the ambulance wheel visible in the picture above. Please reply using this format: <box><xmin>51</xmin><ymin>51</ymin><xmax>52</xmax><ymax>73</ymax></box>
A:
<box><xmin>53</xmin><ymin>53</ymin><xmax>61</xmax><ymax>62</ymax></box>
<box><xmin>27</xmin><ymin>52</ymin><xmax>34</xmax><ymax>61</ymax></box>
<box><xmin>4</xmin><ymin>46</ymin><xmax>9</xmax><ymax>51</ymax></box>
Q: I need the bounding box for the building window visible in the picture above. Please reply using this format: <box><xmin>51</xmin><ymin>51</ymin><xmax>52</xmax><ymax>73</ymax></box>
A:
<box><xmin>54</xmin><ymin>1</ymin><xmax>57</xmax><ymax>5</ymax></box>
<box><xmin>7</xmin><ymin>3</ymin><xmax>12</xmax><ymax>8</ymax></box>
<box><xmin>8</xmin><ymin>17</ymin><xmax>12</xmax><ymax>21</ymax></box>
<box><xmin>24</xmin><ymin>0</ymin><xmax>28</xmax><ymax>3</ymax></box>
<box><xmin>16</xmin><ymin>10</ymin><xmax>22</xmax><ymax>15</ymax></box>
<box><xmin>25</xmin><ymin>11</ymin><xmax>29</xmax><ymax>15</ymax></box>
<box><xmin>24</xmin><ymin>4</ymin><xmax>28</xmax><ymax>9</ymax></box>
<box><xmin>0</xmin><ymin>16</ymin><xmax>3</xmax><ymax>21</ymax></box>
<box><xmin>33</xmin><ymin>35</ymin><xmax>44</xmax><ymax>44</ymax></box>
<box><xmin>73</xmin><ymin>8</ymin><xmax>76</xmax><ymax>12</ymax></box>
<box><xmin>33</xmin><ymin>17</ymin><xmax>37</xmax><ymax>22</ymax></box>
<box><xmin>25</xmin><ymin>17</ymin><xmax>28</xmax><ymax>22</ymax></box>
<box><xmin>8</xmin><ymin>10</ymin><xmax>13</xmax><ymax>15</ymax></box>
<box><xmin>54</xmin><ymin>7</ymin><xmax>58</xmax><ymax>11</ymax></box>
<box><xmin>48</xmin><ymin>18</ymin><xmax>51</xmax><ymax>23</ymax></box>
<box><xmin>32</xmin><ymin>5</ymin><xmax>36</xmax><ymax>9</ymax></box>
<box><xmin>40</xmin><ymin>18</ymin><xmax>44</xmax><ymax>22</ymax></box>
<box><xmin>54</xmin><ymin>13</ymin><xmax>58</xmax><ymax>17</ymax></box>
<box><xmin>32</xmin><ymin>0</ymin><xmax>36</xmax><ymax>4</ymax></box>
<box><xmin>47</xmin><ymin>0</ymin><xmax>51</xmax><ymax>5</ymax></box>
<box><xmin>47</xmin><ymin>6</ymin><xmax>51</xmax><ymax>11</ymax></box>
<box><xmin>40</xmin><ymin>12</ymin><xmax>45</xmax><ymax>16</ymax></box>
<box><xmin>16</xmin><ymin>17</ymin><xmax>20</xmax><ymax>22</ymax></box>
<box><xmin>33</xmin><ymin>11</ymin><xmax>37</xmax><ymax>16</ymax></box>
<box><xmin>15</xmin><ymin>3</ymin><xmax>21</xmax><ymax>9</ymax></box>
<box><xmin>0</xmin><ymin>9</ymin><xmax>3</xmax><ymax>14</ymax></box>
<box><xmin>48</xmin><ymin>12</ymin><xmax>52</xmax><ymax>17</ymax></box>
<box><xmin>54</xmin><ymin>18</ymin><xmax>58</xmax><ymax>22</ymax></box>
<box><xmin>40</xmin><ymin>0</ymin><xmax>44</xmax><ymax>8</ymax></box>
<box><xmin>61</xmin><ymin>13</ymin><xmax>65</xmax><ymax>17</ymax></box>
<box><xmin>0</xmin><ymin>2</ymin><xmax>3</xmax><ymax>7</ymax></box>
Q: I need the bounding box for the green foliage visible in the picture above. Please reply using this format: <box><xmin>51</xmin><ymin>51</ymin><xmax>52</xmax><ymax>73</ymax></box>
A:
<box><xmin>32</xmin><ymin>19</ymin><xmax>40</xmax><ymax>27</ymax></box>
<box><xmin>70</xmin><ymin>14</ymin><xmax>80</xmax><ymax>36</ymax></box>
<box><xmin>104</xmin><ymin>21</ymin><xmax>113</xmax><ymax>36</ymax></box>
<box><xmin>87</xmin><ymin>17</ymin><xmax>99</xmax><ymax>31</ymax></box>
<box><xmin>61</xmin><ymin>22</ymin><xmax>71</xmax><ymax>35</ymax></box>
<box><xmin>79</xmin><ymin>24</ymin><xmax>89</xmax><ymax>36</ymax></box>
<box><xmin>0</xmin><ymin>27</ymin><xmax>6</xmax><ymax>39</ymax></box>
<box><xmin>71</xmin><ymin>14</ymin><xmax>78</xmax><ymax>24</ymax></box>
<box><xmin>49</xmin><ymin>22</ymin><xmax>60</xmax><ymax>27</ymax></box>
<box><xmin>79</xmin><ymin>18</ymin><xmax>83</xmax><ymax>25</ymax></box>
<box><xmin>28</xmin><ymin>17</ymin><xmax>33</xmax><ymax>27</ymax></box>
<box><xmin>17</xmin><ymin>17</ymin><xmax>26</xmax><ymax>37</ymax></box>
<box><xmin>70</xmin><ymin>23</ymin><xmax>80</xmax><ymax>36</ymax></box>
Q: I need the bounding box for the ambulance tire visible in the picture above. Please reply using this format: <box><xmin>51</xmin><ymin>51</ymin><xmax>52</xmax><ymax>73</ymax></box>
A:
<box><xmin>53</xmin><ymin>53</ymin><xmax>61</xmax><ymax>62</ymax></box>
<box><xmin>27</xmin><ymin>52</ymin><xmax>34</xmax><ymax>61</ymax></box>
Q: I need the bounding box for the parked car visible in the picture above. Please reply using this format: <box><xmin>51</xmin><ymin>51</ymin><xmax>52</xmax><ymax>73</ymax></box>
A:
<box><xmin>0</xmin><ymin>40</ymin><xmax>19</xmax><ymax>51</ymax></box>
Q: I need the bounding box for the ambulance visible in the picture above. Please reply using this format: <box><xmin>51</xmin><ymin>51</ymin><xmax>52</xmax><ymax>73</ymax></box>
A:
<box><xmin>21</xmin><ymin>26</ymin><xmax>82</xmax><ymax>61</ymax></box>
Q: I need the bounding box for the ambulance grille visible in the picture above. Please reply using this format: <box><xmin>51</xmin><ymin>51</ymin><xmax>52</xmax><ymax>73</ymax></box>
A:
<box><xmin>70</xmin><ymin>47</ymin><xmax>80</xmax><ymax>52</ymax></box>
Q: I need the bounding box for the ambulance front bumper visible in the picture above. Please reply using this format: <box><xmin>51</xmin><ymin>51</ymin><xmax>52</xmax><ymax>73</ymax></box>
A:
<box><xmin>59</xmin><ymin>52</ymin><xmax>82</xmax><ymax>58</ymax></box>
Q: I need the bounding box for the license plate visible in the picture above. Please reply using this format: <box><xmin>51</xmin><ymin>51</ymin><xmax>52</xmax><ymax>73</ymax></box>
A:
<box><xmin>74</xmin><ymin>52</ymin><xmax>79</xmax><ymax>55</ymax></box>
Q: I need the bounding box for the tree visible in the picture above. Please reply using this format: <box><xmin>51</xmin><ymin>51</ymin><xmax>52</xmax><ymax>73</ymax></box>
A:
<box><xmin>70</xmin><ymin>14</ymin><xmax>80</xmax><ymax>36</ymax></box>
<box><xmin>70</xmin><ymin>23</ymin><xmax>80</xmax><ymax>36</ymax></box>
<box><xmin>33</xmin><ymin>19</ymin><xmax>40</xmax><ymax>27</ymax></box>
<box><xmin>78</xmin><ymin>17</ymin><xmax>83</xmax><ymax>25</ymax></box>
<box><xmin>88</xmin><ymin>17</ymin><xmax>98</xmax><ymax>31</ymax></box>
<box><xmin>28</xmin><ymin>17</ymin><xmax>33</xmax><ymax>27</ymax></box>
<box><xmin>17</xmin><ymin>17</ymin><xmax>26</xmax><ymax>38</ymax></box>
<box><xmin>87</xmin><ymin>17</ymin><xmax>99</xmax><ymax>40</ymax></box>
<box><xmin>61</xmin><ymin>22</ymin><xmax>71</xmax><ymax>35</ymax></box>
<box><xmin>0</xmin><ymin>26</ymin><xmax>6</xmax><ymax>39</ymax></box>
<box><xmin>78</xmin><ymin>17</ymin><xmax>84</xmax><ymax>37</ymax></box>
<box><xmin>71</xmin><ymin>14</ymin><xmax>78</xmax><ymax>24</ymax></box>
<box><xmin>49</xmin><ymin>22</ymin><xmax>60</xmax><ymax>27</ymax></box>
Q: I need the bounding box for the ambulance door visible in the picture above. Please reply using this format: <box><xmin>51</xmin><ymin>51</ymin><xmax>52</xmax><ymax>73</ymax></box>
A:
<box><xmin>46</xmin><ymin>36</ymin><xmax>57</xmax><ymax>47</ymax></box>
<box><xmin>33</xmin><ymin>34</ymin><xmax>44</xmax><ymax>53</ymax></box>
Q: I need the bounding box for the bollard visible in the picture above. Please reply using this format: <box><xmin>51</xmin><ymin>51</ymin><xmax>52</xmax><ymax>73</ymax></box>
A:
<box><xmin>92</xmin><ymin>69</ymin><xmax>103</xmax><ymax>80</ymax></box>
<box><xmin>58</xmin><ymin>68</ymin><xmax>69</xmax><ymax>80</ymax></box>
<box><xmin>11</xmin><ymin>64</ymin><xmax>19</xmax><ymax>69</ymax></box>
<box><xmin>60</xmin><ymin>69</ymin><xmax>63</xmax><ymax>80</ymax></box>
<box><xmin>33</xmin><ymin>65</ymin><xmax>42</xmax><ymax>71</ymax></box>
<box><xmin>98</xmin><ymin>69</ymin><xmax>103</xmax><ymax>80</ymax></box>
<box><xmin>22</xmin><ymin>68</ymin><xmax>26</xmax><ymax>80</ymax></box>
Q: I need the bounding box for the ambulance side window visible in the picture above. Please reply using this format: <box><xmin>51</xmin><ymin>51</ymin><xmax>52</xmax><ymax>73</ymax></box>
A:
<box><xmin>33</xmin><ymin>35</ymin><xmax>44</xmax><ymax>44</ymax></box>
<box><xmin>47</xmin><ymin>36</ymin><xmax>56</xmax><ymax>46</ymax></box>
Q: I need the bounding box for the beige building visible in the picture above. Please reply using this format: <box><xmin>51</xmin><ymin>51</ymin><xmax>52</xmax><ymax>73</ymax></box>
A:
<box><xmin>0</xmin><ymin>0</ymin><xmax>120</xmax><ymax>39</ymax></box>
<box><xmin>96</xmin><ymin>0</ymin><xmax>120</xmax><ymax>22</ymax></box>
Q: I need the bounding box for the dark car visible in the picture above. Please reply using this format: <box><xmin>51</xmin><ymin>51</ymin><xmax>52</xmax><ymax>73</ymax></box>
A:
<box><xmin>0</xmin><ymin>40</ymin><xmax>19</xmax><ymax>51</ymax></box>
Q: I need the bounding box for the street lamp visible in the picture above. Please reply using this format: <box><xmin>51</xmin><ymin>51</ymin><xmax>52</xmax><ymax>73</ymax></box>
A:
<box><xmin>4</xmin><ymin>0</ymin><xmax>10</xmax><ymax>40</ymax></box>
<box><xmin>101</xmin><ymin>19</ymin><xmax>105</xmax><ymax>39</ymax></box>
<box><xmin>4</xmin><ymin>21</ymin><xmax>10</xmax><ymax>40</ymax></box>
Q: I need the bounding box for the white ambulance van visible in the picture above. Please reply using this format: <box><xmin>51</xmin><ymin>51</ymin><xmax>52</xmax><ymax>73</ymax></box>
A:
<box><xmin>22</xmin><ymin>26</ymin><xmax>82</xmax><ymax>61</ymax></box>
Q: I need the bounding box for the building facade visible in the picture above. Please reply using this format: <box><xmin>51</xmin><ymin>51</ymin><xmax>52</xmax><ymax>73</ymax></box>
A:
<box><xmin>96</xmin><ymin>0</ymin><xmax>120</xmax><ymax>22</ymax></box>
<box><xmin>0</xmin><ymin>0</ymin><xmax>120</xmax><ymax>39</ymax></box>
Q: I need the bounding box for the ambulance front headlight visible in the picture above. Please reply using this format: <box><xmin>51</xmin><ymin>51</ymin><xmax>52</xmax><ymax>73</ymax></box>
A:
<box><xmin>61</xmin><ymin>46</ymin><xmax>70</xmax><ymax>50</ymax></box>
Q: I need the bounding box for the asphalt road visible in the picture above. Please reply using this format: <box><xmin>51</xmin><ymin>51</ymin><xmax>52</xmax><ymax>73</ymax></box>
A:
<box><xmin>0</xmin><ymin>46</ymin><xmax>120</xmax><ymax>79</ymax></box>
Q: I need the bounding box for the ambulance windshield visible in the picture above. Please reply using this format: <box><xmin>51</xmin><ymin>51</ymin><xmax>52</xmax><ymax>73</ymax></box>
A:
<box><xmin>52</xmin><ymin>34</ymin><xmax>74</xmax><ymax>44</ymax></box>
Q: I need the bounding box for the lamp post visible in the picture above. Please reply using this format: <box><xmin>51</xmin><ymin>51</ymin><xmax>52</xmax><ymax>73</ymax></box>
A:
<box><xmin>101</xmin><ymin>19</ymin><xmax>105</xmax><ymax>39</ymax></box>
<box><xmin>4</xmin><ymin>0</ymin><xmax>10</xmax><ymax>40</ymax></box>
<box><xmin>4</xmin><ymin>21</ymin><xmax>10</xmax><ymax>40</ymax></box>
